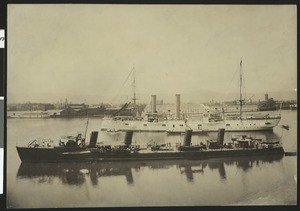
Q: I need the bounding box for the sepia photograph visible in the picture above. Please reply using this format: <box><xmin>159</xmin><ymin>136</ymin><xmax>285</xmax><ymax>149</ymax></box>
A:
<box><xmin>6</xmin><ymin>4</ymin><xmax>297</xmax><ymax>208</ymax></box>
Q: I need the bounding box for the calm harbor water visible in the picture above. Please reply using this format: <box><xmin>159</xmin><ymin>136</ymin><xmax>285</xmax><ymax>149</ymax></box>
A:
<box><xmin>6</xmin><ymin>110</ymin><xmax>297</xmax><ymax>208</ymax></box>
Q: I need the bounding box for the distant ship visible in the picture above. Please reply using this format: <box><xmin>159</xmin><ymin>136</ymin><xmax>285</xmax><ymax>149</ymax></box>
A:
<box><xmin>101</xmin><ymin>108</ymin><xmax>281</xmax><ymax>133</ymax></box>
<box><xmin>101</xmin><ymin>60</ymin><xmax>281</xmax><ymax>133</ymax></box>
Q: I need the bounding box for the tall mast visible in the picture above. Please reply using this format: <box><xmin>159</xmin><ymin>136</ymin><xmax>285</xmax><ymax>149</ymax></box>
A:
<box><xmin>132</xmin><ymin>66</ymin><xmax>137</xmax><ymax>105</ymax></box>
<box><xmin>239</xmin><ymin>58</ymin><xmax>243</xmax><ymax>119</ymax></box>
<box><xmin>84</xmin><ymin>118</ymin><xmax>89</xmax><ymax>141</ymax></box>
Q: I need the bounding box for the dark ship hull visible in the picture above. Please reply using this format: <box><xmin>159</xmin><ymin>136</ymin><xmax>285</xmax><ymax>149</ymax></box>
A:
<box><xmin>16</xmin><ymin>146</ymin><xmax>284</xmax><ymax>163</ymax></box>
<box><xmin>16</xmin><ymin>129</ymin><xmax>285</xmax><ymax>163</ymax></box>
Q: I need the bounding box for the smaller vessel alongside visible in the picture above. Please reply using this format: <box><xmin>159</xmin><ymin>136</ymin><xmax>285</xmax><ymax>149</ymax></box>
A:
<box><xmin>17</xmin><ymin>128</ymin><xmax>284</xmax><ymax>163</ymax></box>
<box><xmin>281</xmin><ymin>124</ymin><xmax>290</xmax><ymax>130</ymax></box>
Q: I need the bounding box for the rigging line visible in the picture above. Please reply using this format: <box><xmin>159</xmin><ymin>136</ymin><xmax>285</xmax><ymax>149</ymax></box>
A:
<box><xmin>110</xmin><ymin>68</ymin><xmax>134</xmax><ymax>103</ymax></box>
<box><xmin>118</xmin><ymin>81</ymin><xmax>132</xmax><ymax>102</ymax></box>
<box><xmin>225</xmin><ymin>65</ymin><xmax>239</xmax><ymax>95</ymax></box>
<box><xmin>110</xmin><ymin>73</ymin><xmax>132</xmax><ymax>104</ymax></box>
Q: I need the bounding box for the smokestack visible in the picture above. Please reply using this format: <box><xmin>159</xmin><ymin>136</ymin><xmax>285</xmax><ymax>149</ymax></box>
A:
<box><xmin>124</xmin><ymin>131</ymin><xmax>133</xmax><ymax>146</ymax></box>
<box><xmin>175</xmin><ymin>94</ymin><xmax>180</xmax><ymax>119</ymax></box>
<box><xmin>217</xmin><ymin>128</ymin><xmax>225</xmax><ymax>145</ymax></box>
<box><xmin>88</xmin><ymin>131</ymin><xmax>98</xmax><ymax>148</ymax></box>
<box><xmin>183</xmin><ymin>130</ymin><xmax>193</xmax><ymax>146</ymax></box>
<box><xmin>265</xmin><ymin>93</ymin><xmax>268</xmax><ymax>101</ymax></box>
<box><xmin>151</xmin><ymin>95</ymin><xmax>156</xmax><ymax>113</ymax></box>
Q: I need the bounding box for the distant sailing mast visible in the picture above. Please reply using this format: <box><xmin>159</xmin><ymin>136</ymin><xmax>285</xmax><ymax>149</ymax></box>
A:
<box><xmin>131</xmin><ymin>66</ymin><xmax>140</xmax><ymax>117</ymax></box>
<box><xmin>239</xmin><ymin>58</ymin><xmax>244</xmax><ymax>119</ymax></box>
<box><xmin>132</xmin><ymin>66</ymin><xmax>137</xmax><ymax>105</ymax></box>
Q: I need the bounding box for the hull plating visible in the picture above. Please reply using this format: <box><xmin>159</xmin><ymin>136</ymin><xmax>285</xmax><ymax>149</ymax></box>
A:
<box><xmin>101</xmin><ymin>117</ymin><xmax>281</xmax><ymax>133</ymax></box>
<box><xmin>17</xmin><ymin>146</ymin><xmax>284</xmax><ymax>163</ymax></box>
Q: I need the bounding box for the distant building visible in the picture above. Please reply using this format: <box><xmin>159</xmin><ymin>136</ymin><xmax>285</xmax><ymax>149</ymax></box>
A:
<box><xmin>54</xmin><ymin>103</ymin><xmax>133</xmax><ymax>118</ymax></box>
<box><xmin>257</xmin><ymin>94</ymin><xmax>278</xmax><ymax>111</ymax></box>
<box><xmin>7</xmin><ymin>103</ymin><xmax>55</xmax><ymax>111</ymax></box>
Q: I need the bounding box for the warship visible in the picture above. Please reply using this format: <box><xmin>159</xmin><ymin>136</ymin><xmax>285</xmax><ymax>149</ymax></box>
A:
<box><xmin>16</xmin><ymin>129</ymin><xmax>284</xmax><ymax>163</ymax></box>
<box><xmin>100</xmin><ymin>60</ymin><xmax>281</xmax><ymax>133</ymax></box>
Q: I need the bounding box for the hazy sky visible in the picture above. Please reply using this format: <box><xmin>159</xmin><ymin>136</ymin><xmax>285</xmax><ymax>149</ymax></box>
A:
<box><xmin>7</xmin><ymin>5</ymin><xmax>297</xmax><ymax>103</ymax></box>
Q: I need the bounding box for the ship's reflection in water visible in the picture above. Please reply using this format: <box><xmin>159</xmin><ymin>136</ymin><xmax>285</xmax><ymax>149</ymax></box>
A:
<box><xmin>17</xmin><ymin>154</ymin><xmax>284</xmax><ymax>186</ymax></box>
